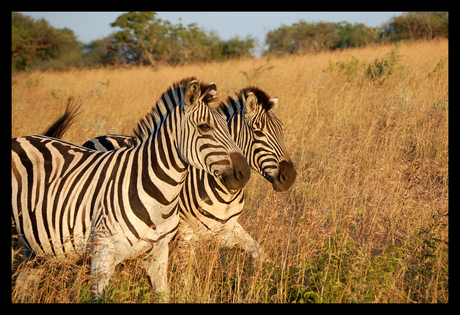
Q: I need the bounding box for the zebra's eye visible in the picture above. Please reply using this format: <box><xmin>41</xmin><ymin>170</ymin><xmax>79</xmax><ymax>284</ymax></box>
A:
<box><xmin>254</xmin><ymin>130</ymin><xmax>264</xmax><ymax>137</ymax></box>
<box><xmin>198</xmin><ymin>124</ymin><xmax>211</xmax><ymax>132</ymax></box>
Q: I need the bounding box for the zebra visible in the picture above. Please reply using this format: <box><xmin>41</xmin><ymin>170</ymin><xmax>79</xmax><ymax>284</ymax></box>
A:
<box><xmin>80</xmin><ymin>86</ymin><xmax>297</xmax><ymax>279</ymax></box>
<box><xmin>11</xmin><ymin>77</ymin><xmax>251</xmax><ymax>302</ymax></box>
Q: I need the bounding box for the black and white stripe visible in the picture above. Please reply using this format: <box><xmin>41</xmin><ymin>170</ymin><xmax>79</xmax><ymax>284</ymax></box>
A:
<box><xmin>11</xmin><ymin>77</ymin><xmax>250</xmax><ymax>301</ymax></box>
<box><xmin>80</xmin><ymin>87</ymin><xmax>296</xmax><ymax>274</ymax></box>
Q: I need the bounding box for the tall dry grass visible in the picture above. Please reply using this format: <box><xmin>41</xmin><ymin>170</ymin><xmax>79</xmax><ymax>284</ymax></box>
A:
<box><xmin>12</xmin><ymin>39</ymin><xmax>448</xmax><ymax>303</ymax></box>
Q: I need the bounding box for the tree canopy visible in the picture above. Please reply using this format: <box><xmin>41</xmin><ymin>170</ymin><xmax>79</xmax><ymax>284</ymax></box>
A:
<box><xmin>12</xmin><ymin>12</ymin><xmax>448</xmax><ymax>72</ymax></box>
<box><xmin>84</xmin><ymin>12</ymin><xmax>255</xmax><ymax>67</ymax></box>
<box><xmin>264</xmin><ymin>12</ymin><xmax>448</xmax><ymax>56</ymax></box>
<box><xmin>12</xmin><ymin>12</ymin><xmax>82</xmax><ymax>72</ymax></box>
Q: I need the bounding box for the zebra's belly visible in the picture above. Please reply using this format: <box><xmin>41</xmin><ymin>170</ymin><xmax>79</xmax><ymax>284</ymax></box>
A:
<box><xmin>100</xmin><ymin>216</ymin><xmax>180</xmax><ymax>261</ymax></box>
<box><xmin>24</xmin><ymin>233</ymin><xmax>90</xmax><ymax>262</ymax></box>
<box><xmin>181</xmin><ymin>212</ymin><xmax>241</xmax><ymax>243</ymax></box>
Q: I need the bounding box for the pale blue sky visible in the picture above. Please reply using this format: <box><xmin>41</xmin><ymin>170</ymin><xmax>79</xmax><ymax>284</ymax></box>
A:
<box><xmin>19</xmin><ymin>12</ymin><xmax>404</xmax><ymax>56</ymax></box>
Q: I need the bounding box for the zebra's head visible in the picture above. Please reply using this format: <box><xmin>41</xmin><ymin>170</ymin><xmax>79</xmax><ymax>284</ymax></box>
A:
<box><xmin>224</xmin><ymin>88</ymin><xmax>297</xmax><ymax>192</ymax></box>
<box><xmin>178</xmin><ymin>80</ymin><xmax>251</xmax><ymax>192</ymax></box>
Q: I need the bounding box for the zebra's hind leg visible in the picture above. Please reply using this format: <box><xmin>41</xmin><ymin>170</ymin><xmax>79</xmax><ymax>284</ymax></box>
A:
<box><xmin>90</xmin><ymin>241</ymin><xmax>118</xmax><ymax>302</ymax></box>
<box><xmin>173</xmin><ymin>227</ymin><xmax>197</xmax><ymax>294</ymax></box>
<box><xmin>142</xmin><ymin>244</ymin><xmax>170</xmax><ymax>303</ymax></box>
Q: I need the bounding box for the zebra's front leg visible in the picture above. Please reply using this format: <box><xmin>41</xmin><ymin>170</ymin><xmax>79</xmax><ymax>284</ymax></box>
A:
<box><xmin>142</xmin><ymin>244</ymin><xmax>170</xmax><ymax>303</ymax></box>
<box><xmin>173</xmin><ymin>226</ymin><xmax>197</xmax><ymax>290</ymax></box>
<box><xmin>90</xmin><ymin>240</ymin><xmax>118</xmax><ymax>302</ymax></box>
<box><xmin>220</xmin><ymin>222</ymin><xmax>265</xmax><ymax>265</ymax></box>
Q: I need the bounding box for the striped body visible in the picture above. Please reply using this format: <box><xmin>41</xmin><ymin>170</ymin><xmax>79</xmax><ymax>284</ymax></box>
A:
<box><xmin>11</xmin><ymin>78</ymin><xmax>250</xmax><ymax>301</ymax></box>
<box><xmin>82</xmin><ymin>87</ymin><xmax>297</xmax><ymax>272</ymax></box>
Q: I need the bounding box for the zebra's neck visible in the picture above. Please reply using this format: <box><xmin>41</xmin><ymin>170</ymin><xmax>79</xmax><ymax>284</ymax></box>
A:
<box><xmin>87</xmin><ymin>106</ymin><xmax>188</xmax><ymax>247</ymax></box>
<box><xmin>127</xmin><ymin>107</ymin><xmax>188</xmax><ymax>217</ymax></box>
<box><xmin>220</xmin><ymin>96</ymin><xmax>246</xmax><ymax>145</ymax></box>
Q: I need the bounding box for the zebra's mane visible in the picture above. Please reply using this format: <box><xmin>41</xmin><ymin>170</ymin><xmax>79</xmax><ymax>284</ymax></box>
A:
<box><xmin>237</xmin><ymin>86</ymin><xmax>276</xmax><ymax>111</ymax></box>
<box><xmin>217</xmin><ymin>86</ymin><xmax>276</xmax><ymax>120</ymax></box>
<box><xmin>130</xmin><ymin>77</ymin><xmax>217</xmax><ymax>147</ymax></box>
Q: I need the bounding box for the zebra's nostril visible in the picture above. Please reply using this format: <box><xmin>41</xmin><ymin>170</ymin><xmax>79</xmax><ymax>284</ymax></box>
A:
<box><xmin>280</xmin><ymin>174</ymin><xmax>286</xmax><ymax>183</ymax></box>
<box><xmin>227</xmin><ymin>152</ymin><xmax>251</xmax><ymax>189</ymax></box>
<box><xmin>275</xmin><ymin>160</ymin><xmax>297</xmax><ymax>190</ymax></box>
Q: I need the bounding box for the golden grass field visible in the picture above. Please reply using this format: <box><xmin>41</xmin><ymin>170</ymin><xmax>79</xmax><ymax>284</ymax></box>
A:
<box><xmin>12</xmin><ymin>38</ymin><xmax>448</xmax><ymax>303</ymax></box>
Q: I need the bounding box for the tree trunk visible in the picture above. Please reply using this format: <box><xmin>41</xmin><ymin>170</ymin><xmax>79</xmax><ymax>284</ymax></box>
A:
<box><xmin>138</xmin><ymin>35</ymin><xmax>156</xmax><ymax>67</ymax></box>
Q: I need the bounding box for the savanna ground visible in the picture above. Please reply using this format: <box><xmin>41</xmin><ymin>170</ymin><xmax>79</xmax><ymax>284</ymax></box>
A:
<box><xmin>11</xmin><ymin>39</ymin><xmax>448</xmax><ymax>303</ymax></box>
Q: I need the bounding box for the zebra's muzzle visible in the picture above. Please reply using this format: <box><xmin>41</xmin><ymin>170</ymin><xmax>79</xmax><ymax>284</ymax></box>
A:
<box><xmin>214</xmin><ymin>152</ymin><xmax>251</xmax><ymax>192</ymax></box>
<box><xmin>263</xmin><ymin>160</ymin><xmax>297</xmax><ymax>192</ymax></box>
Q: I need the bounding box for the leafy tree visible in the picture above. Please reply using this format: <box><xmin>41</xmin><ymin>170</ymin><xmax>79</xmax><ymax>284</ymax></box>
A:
<box><xmin>83</xmin><ymin>37</ymin><xmax>125</xmax><ymax>67</ymax></box>
<box><xmin>382</xmin><ymin>12</ymin><xmax>448</xmax><ymax>41</ymax></box>
<box><xmin>299</xmin><ymin>21</ymin><xmax>340</xmax><ymax>52</ymax></box>
<box><xmin>265</xmin><ymin>20</ymin><xmax>340</xmax><ymax>55</ymax></box>
<box><xmin>334</xmin><ymin>21</ymin><xmax>378</xmax><ymax>49</ymax></box>
<box><xmin>12</xmin><ymin>12</ymin><xmax>450</xmax><ymax>72</ymax></box>
<box><xmin>86</xmin><ymin>12</ymin><xmax>256</xmax><ymax>67</ymax></box>
<box><xmin>109</xmin><ymin>12</ymin><xmax>164</xmax><ymax>66</ymax></box>
<box><xmin>12</xmin><ymin>12</ymin><xmax>82</xmax><ymax>72</ymax></box>
<box><xmin>214</xmin><ymin>35</ymin><xmax>256</xmax><ymax>61</ymax></box>
<box><xmin>264</xmin><ymin>13</ymin><xmax>448</xmax><ymax>56</ymax></box>
<box><xmin>163</xmin><ymin>21</ymin><xmax>213</xmax><ymax>64</ymax></box>
<box><xmin>265</xmin><ymin>24</ymin><xmax>296</xmax><ymax>55</ymax></box>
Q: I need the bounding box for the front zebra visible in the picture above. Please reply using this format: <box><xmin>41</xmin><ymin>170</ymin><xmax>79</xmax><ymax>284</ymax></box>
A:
<box><xmin>11</xmin><ymin>78</ymin><xmax>251</xmax><ymax>302</ymax></box>
<box><xmin>81</xmin><ymin>87</ymin><xmax>297</xmax><ymax>275</ymax></box>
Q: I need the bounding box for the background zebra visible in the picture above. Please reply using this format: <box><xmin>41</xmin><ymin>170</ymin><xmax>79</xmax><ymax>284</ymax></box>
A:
<box><xmin>81</xmin><ymin>86</ymin><xmax>297</xmax><ymax>282</ymax></box>
<box><xmin>11</xmin><ymin>77</ymin><xmax>251</xmax><ymax>301</ymax></box>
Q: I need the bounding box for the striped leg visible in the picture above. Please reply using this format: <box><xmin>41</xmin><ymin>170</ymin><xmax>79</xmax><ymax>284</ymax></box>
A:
<box><xmin>90</xmin><ymin>238</ymin><xmax>119</xmax><ymax>302</ymax></box>
<box><xmin>220</xmin><ymin>222</ymin><xmax>265</xmax><ymax>265</ymax></box>
<box><xmin>172</xmin><ymin>225</ymin><xmax>197</xmax><ymax>292</ymax></box>
<box><xmin>142</xmin><ymin>245</ymin><xmax>170</xmax><ymax>302</ymax></box>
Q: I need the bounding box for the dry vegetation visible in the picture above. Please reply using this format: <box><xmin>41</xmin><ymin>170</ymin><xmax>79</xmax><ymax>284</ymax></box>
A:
<box><xmin>12</xmin><ymin>38</ymin><xmax>448</xmax><ymax>303</ymax></box>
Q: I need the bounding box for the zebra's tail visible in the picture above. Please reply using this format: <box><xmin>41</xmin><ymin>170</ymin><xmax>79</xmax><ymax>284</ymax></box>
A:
<box><xmin>43</xmin><ymin>97</ymin><xmax>82</xmax><ymax>139</ymax></box>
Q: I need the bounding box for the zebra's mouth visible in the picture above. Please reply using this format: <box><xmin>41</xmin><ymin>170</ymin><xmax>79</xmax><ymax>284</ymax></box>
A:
<box><xmin>260</xmin><ymin>170</ymin><xmax>282</xmax><ymax>192</ymax></box>
<box><xmin>214</xmin><ymin>170</ymin><xmax>247</xmax><ymax>193</ymax></box>
<box><xmin>218</xmin><ymin>175</ymin><xmax>239</xmax><ymax>193</ymax></box>
<box><xmin>211</xmin><ymin>153</ymin><xmax>251</xmax><ymax>192</ymax></box>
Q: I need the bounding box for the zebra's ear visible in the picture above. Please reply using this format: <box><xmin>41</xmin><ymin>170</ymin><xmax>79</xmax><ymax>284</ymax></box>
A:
<box><xmin>269</xmin><ymin>97</ymin><xmax>279</xmax><ymax>110</ymax></box>
<box><xmin>206</xmin><ymin>82</ymin><xmax>217</xmax><ymax>95</ymax></box>
<box><xmin>201</xmin><ymin>82</ymin><xmax>218</xmax><ymax>105</ymax></box>
<box><xmin>184</xmin><ymin>80</ymin><xmax>201</xmax><ymax>109</ymax></box>
<box><xmin>244</xmin><ymin>92</ymin><xmax>257</xmax><ymax>116</ymax></box>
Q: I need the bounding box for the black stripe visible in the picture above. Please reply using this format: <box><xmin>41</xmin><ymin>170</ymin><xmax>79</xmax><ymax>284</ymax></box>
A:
<box><xmin>139</xmin><ymin>141</ymin><xmax>171</xmax><ymax>206</ymax></box>
<box><xmin>187</xmin><ymin>171</ymin><xmax>201</xmax><ymax>215</ymax></box>
<box><xmin>195</xmin><ymin>169</ymin><xmax>212</xmax><ymax>206</ymax></box>
<box><xmin>161</xmin><ymin>203</ymin><xmax>179</xmax><ymax>220</ymax></box>
<box><xmin>145</xmin><ymin>222</ymin><xmax>179</xmax><ymax>254</ymax></box>
<box><xmin>82</xmin><ymin>140</ymin><xmax>97</xmax><ymax>150</ymax></box>
<box><xmin>128</xmin><ymin>148</ymin><xmax>156</xmax><ymax>229</ymax></box>
<box><xmin>207</xmin><ymin>175</ymin><xmax>244</xmax><ymax>205</ymax></box>
<box><xmin>88</xmin><ymin>152</ymin><xmax>117</xmax><ymax>233</ymax></box>
<box><xmin>197</xmin><ymin>206</ymin><xmax>243</xmax><ymax>226</ymax></box>
<box><xmin>153</xmin><ymin>133</ymin><xmax>181</xmax><ymax>186</ymax></box>
<box><xmin>118</xmin><ymin>153</ymin><xmax>142</xmax><ymax>239</ymax></box>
